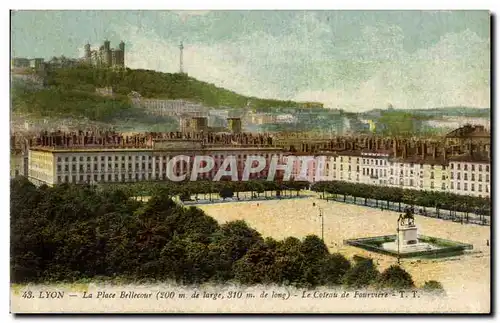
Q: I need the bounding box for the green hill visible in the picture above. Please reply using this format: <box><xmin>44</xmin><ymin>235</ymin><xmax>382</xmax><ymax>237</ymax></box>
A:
<box><xmin>11</xmin><ymin>66</ymin><xmax>323</xmax><ymax>128</ymax></box>
<box><xmin>42</xmin><ymin>66</ymin><xmax>321</xmax><ymax>110</ymax></box>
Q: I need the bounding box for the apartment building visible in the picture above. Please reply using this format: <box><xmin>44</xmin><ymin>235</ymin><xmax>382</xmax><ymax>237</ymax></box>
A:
<box><xmin>448</xmin><ymin>154</ymin><xmax>490</xmax><ymax>198</ymax></box>
<box><xmin>28</xmin><ymin>145</ymin><xmax>285</xmax><ymax>187</ymax></box>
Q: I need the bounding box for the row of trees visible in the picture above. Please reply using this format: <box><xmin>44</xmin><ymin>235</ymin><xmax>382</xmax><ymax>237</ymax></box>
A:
<box><xmin>98</xmin><ymin>179</ymin><xmax>310</xmax><ymax>201</ymax></box>
<box><xmin>311</xmin><ymin>181</ymin><xmax>491</xmax><ymax>217</ymax></box>
<box><xmin>11</xmin><ymin>177</ymin><xmax>443</xmax><ymax>292</ymax></box>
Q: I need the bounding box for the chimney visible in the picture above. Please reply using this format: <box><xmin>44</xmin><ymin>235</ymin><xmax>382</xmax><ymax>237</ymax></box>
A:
<box><xmin>432</xmin><ymin>145</ymin><xmax>437</xmax><ymax>159</ymax></box>
<box><xmin>422</xmin><ymin>142</ymin><xmax>426</xmax><ymax>158</ymax></box>
<box><xmin>403</xmin><ymin>142</ymin><xmax>407</xmax><ymax>159</ymax></box>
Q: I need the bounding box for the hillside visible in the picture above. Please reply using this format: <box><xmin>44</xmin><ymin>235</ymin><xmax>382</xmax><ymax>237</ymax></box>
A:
<box><xmin>11</xmin><ymin>67</ymin><xmax>324</xmax><ymax>130</ymax></box>
<box><xmin>41</xmin><ymin>66</ymin><xmax>322</xmax><ymax>110</ymax></box>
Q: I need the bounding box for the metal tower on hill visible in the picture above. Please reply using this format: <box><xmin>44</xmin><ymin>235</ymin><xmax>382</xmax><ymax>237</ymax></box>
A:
<box><xmin>179</xmin><ymin>41</ymin><xmax>184</xmax><ymax>74</ymax></box>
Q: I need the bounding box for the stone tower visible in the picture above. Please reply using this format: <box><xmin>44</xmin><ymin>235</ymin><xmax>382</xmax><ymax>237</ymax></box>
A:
<box><xmin>84</xmin><ymin>43</ymin><xmax>91</xmax><ymax>64</ymax></box>
<box><xmin>103</xmin><ymin>40</ymin><xmax>111</xmax><ymax>67</ymax></box>
<box><xmin>119</xmin><ymin>41</ymin><xmax>125</xmax><ymax>67</ymax></box>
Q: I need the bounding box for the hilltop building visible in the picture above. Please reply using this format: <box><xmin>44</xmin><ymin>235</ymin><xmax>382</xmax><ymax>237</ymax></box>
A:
<box><xmin>83</xmin><ymin>40</ymin><xmax>125</xmax><ymax>69</ymax></box>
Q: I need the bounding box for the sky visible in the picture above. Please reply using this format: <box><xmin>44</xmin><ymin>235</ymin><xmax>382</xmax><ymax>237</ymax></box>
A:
<box><xmin>10</xmin><ymin>10</ymin><xmax>490</xmax><ymax>111</ymax></box>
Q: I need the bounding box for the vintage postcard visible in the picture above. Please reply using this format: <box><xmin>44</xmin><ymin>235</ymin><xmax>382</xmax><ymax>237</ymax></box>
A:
<box><xmin>9</xmin><ymin>10</ymin><xmax>491</xmax><ymax>314</ymax></box>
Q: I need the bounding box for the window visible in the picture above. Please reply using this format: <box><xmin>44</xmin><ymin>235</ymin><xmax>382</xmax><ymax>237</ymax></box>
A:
<box><xmin>457</xmin><ymin>183</ymin><xmax>461</xmax><ymax>190</ymax></box>
<box><xmin>464</xmin><ymin>173</ymin><xmax>468</xmax><ymax>181</ymax></box>
<box><xmin>442</xmin><ymin>174</ymin><xmax>446</xmax><ymax>180</ymax></box>
<box><xmin>108</xmin><ymin>157</ymin><xmax>112</xmax><ymax>161</ymax></box>
<box><xmin>121</xmin><ymin>163</ymin><xmax>125</xmax><ymax>169</ymax></box>
<box><xmin>430</xmin><ymin>182</ymin><xmax>434</xmax><ymax>189</ymax></box>
<box><xmin>79</xmin><ymin>175</ymin><xmax>84</xmax><ymax>182</ymax></box>
<box><xmin>486</xmin><ymin>186</ymin><xmax>489</xmax><ymax>193</ymax></box>
<box><xmin>471</xmin><ymin>184</ymin><xmax>475</xmax><ymax>191</ymax></box>
<box><xmin>479</xmin><ymin>165</ymin><xmax>482</xmax><ymax>171</ymax></box>
<box><xmin>122</xmin><ymin>156</ymin><xmax>125</xmax><ymax>161</ymax></box>
<box><xmin>94</xmin><ymin>157</ymin><xmax>97</xmax><ymax>161</ymax></box>
<box><xmin>451</xmin><ymin>182</ymin><xmax>454</xmax><ymax>189</ymax></box>
<box><xmin>65</xmin><ymin>157</ymin><xmax>69</xmax><ymax>162</ymax></box>
<box><xmin>464</xmin><ymin>164</ymin><xmax>468</xmax><ymax>171</ymax></box>
<box><xmin>348</xmin><ymin>165</ymin><xmax>351</xmax><ymax>171</ymax></box>
<box><xmin>87</xmin><ymin>157</ymin><xmax>91</xmax><ymax>162</ymax></box>
<box><xmin>108</xmin><ymin>174</ymin><xmax>112</xmax><ymax>181</ymax></box>
<box><xmin>391</xmin><ymin>169</ymin><xmax>394</xmax><ymax>175</ymax></box>
<box><xmin>479</xmin><ymin>184</ymin><xmax>482</xmax><ymax>192</ymax></box>
<box><xmin>457</xmin><ymin>164</ymin><xmax>461</xmax><ymax>170</ymax></box>
<box><xmin>94</xmin><ymin>174</ymin><xmax>98</xmax><ymax>181</ymax></box>
<box><xmin>451</xmin><ymin>164</ymin><xmax>454</xmax><ymax>169</ymax></box>
<box><xmin>65</xmin><ymin>165</ymin><xmax>69</xmax><ymax>171</ymax></box>
<box><xmin>471</xmin><ymin>164</ymin><xmax>475</xmax><ymax>171</ymax></box>
<box><xmin>57</xmin><ymin>157</ymin><xmax>61</xmax><ymax>162</ymax></box>
<box><xmin>115</xmin><ymin>156</ymin><xmax>119</xmax><ymax>161</ymax></box>
<box><xmin>441</xmin><ymin>183</ymin><xmax>445</xmax><ymax>190</ymax></box>
<box><xmin>101</xmin><ymin>156</ymin><xmax>105</xmax><ymax>161</ymax></box>
<box><xmin>115</xmin><ymin>163</ymin><xmax>118</xmax><ymax>169</ymax></box>
<box><xmin>486</xmin><ymin>165</ymin><xmax>489</xmax><ymax>172</ymax></box>
<box><xmin>479</xmin><ymin>174</ymin><xmax>482</xmax><ymax>182</ymax></box>
<box><xmin>79</xmin><ymin>157</ymin><xmax>83</xmax><ymax>162</ymax></box>
<box><xmin>471</xmin><ymin>173</ymin><xmax>475</xmax><ymax>181</ymax></box>
<box><xmin>486</xmin><ymin>175</ymin><xmax>489</xmax><ymax>183</ymax></box>
<box><xmin>72</xmin><ymin>157</ymin><xmax>76</xmax><ymax>162</ymax></box>
<box><xmin>457</xmin><ymin>172</ymin><xmax>461</xmax><ymax>180</ymax></box>
<box><xmin>363</xmin><ymin>169</ymin><xmax>365</xmax><ymax>176</ymax></box>
<box><xmin>72</xmin><ymin>165</ymin><xmax>76</xmax><ymax>171</ymax></box>
<box><xmin>431</xmin><ymin>165</ymin><xmax>434</xmax><ymax>169</ymax></box>
<box><xmin>57</xmin><ymin>176</ymin><xmax>61</xmax><ymax>183</ymax></box>
<box><xmin>430</xmin><ymin>172</ymin><xmax>434</xmax><ymax>179</ymax></box>
<box><xmin>57</xmin><ymin>165</ymin><xmax>61</xmax><ymax>171</ymax></box>
<box><xmin>357</xmin><ymin>158</ymin><xmax>359</xmax><ymax>164</ymax></box>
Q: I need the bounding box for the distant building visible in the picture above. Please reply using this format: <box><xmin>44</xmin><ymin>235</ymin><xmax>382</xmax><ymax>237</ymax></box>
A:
<box><xmin>11</xmin><ymin>57</ymin><xmax>31</xmax><ymax>69</ymax></box>
<box><xmin>95</xmin><ymin>87</ymin><xmax>114</xmax><ymax>97</ymax></box>
<box><xmin>445</xmin><ymin>124</ymin><xmax>490</xmax><ymax>147</ymax></box>
<box><xmin>83</xmin><ymin>40</ymin><xmax>125</xmax><ymax>69</ymax></box>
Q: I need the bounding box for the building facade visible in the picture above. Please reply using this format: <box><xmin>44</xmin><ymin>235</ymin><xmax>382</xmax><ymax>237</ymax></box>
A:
<box><xmin>83</xmin><ymin>40</ymin><xmax>125</xmax><ymax>69</ymax></box>
<box><xmin>28</xmin><ymin>145</ymin><xmax>286</xmax><ymax>186</ymax></box>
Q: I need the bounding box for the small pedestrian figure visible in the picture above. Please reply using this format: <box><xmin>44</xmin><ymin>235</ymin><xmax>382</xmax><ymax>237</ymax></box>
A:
<box><xmin>487</xmin><ymin>239</ymin><xmax>490</xmax><ymax>247</ymax></box>
<box><xmin>313</xmin><ymin>202</ymin><xmax>316</xmax><ymax>207</ymax></box>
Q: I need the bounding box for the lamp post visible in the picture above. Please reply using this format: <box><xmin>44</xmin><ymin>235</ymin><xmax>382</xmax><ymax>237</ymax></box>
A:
<box><xmin>397</xmin><ymin>216</ymin><xmax>401</xmax><ymax>265</ymax></box>
<box><xmin>318</xmin><ymin>206</ymin><xmax>324</xmax><ymax>242</ymax></box>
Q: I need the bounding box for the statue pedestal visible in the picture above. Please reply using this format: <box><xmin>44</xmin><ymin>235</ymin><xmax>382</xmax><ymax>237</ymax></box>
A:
<box><xmin>398</xmin><ymin>224</ymin><xmax>418</xmax><ymax>247</ymax></box>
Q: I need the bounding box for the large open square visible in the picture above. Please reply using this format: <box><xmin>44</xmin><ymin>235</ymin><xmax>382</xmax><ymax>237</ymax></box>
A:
<box><xmin>197</xmin><ymin>196</ymin><xmax>490</xmax><ymax>296</ymax></box>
